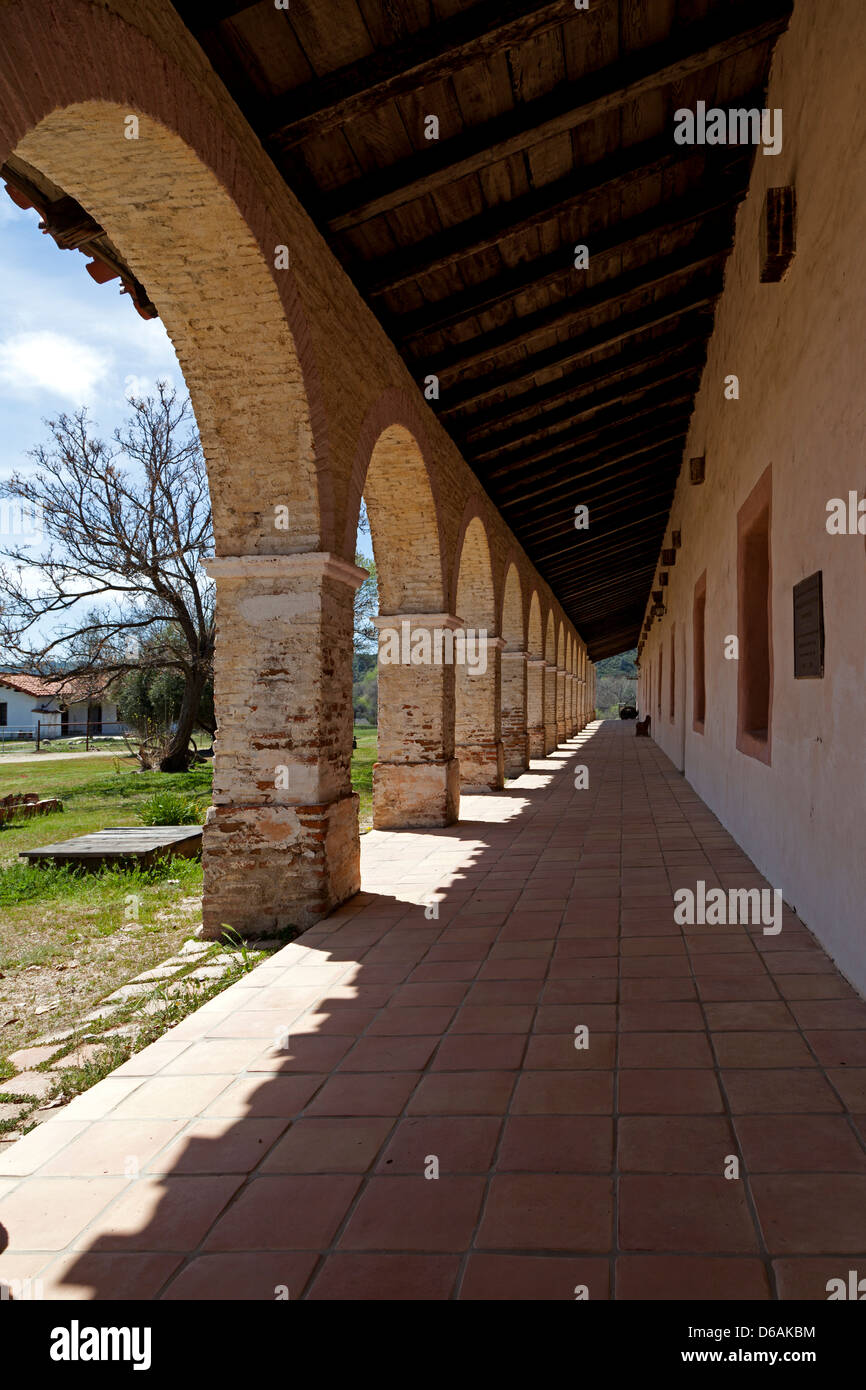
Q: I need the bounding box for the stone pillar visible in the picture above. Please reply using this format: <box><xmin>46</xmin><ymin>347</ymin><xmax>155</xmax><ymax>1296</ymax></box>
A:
<box><xmin>455</xmin><ymin>633</ymin><xmax>506</xmax><ymax>791</ymax></box>
<box><xmin>556</xmin><ymin>666</ymin><xmax>567</xmax><ymax>744</ymax></box>
<box><xmin>544</xmin><ymin>662</ymin><xmax>558</xmax><ymax>753</ymax></box>
<box><xmin>566</xmin><ymin>672</ymin><xmax>576</xmax><ymax>736</ymax></box>
<box><xmin>372</xmin><ymin>613</ymin><xmax>460</xmax><ymax>828</ymax></box>
<box><xmin>526</xmin><ymin>658</ymin><xmax>546</xmax><ymax>759</ymax></box>
<box><xmin>501</xmin><ymin>649</ymin><xmax>529</xmax><ymax>778</ymax></box>
<box><xmin>202</xmin><ymin>553</ymin><xmax>365</xmax><ymax>938</ymax></box>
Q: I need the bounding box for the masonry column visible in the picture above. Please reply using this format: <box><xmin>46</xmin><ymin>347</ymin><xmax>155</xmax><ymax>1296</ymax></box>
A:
<box><xmin>372</xmin><ymin>613</ymin><xmax>460</xmax><ymax>828</ymax></box>
<box><xmin>566</xmin><ymin>671</ymin><xmax>576</xmax><ymax>736</ymax></box>
<box><xmin>455</xmin><ymin>632</ymin><xmax>506</xmax><ymax>791</ymax></box>
<box><xmin>556</xmin><ymin>665</ymin><xmax>567</xmax><ymax>744</ymax></box>
<box><xmin>501</xmin><ymin>648</ymin><xmax>529</xmax><ymax>778</ymax></box>
<box><xmin>526</xmin><ymin>658</ymin><xmax>546</xmax><ymax>758</ymax></box>
<box><xmin>544</xmin><ymin>662</ymin><xmax>558</xmax><ymax>753</ymax></box>
<box><xmin>202</xmin><ymin>553</ymin><xmax>364</xmax><ymax>938</ymax></box>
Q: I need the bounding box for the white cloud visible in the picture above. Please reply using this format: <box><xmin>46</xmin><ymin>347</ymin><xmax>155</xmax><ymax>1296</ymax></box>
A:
<box><xmin>0</xmin><ymin>329</ymin><xmax>110</xmax><ymax>404</ymax></box>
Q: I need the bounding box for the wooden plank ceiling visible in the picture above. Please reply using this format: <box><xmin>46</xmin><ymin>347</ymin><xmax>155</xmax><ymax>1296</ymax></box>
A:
<box><xmin>174</xmin><ymin>0</ymin><xmax>793</xmax><ymax>658</ymax></box>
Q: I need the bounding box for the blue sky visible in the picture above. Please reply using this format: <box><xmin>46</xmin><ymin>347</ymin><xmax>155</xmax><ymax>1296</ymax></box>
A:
<box><xmin>0</xmin><ymin>193</ymin><xmax>183</xmax><ymax>503</ymax></box>
<box><xmin>0</xmin><ymin>189</ymin><xmax>369</xmax><ymax>613</ymax></box>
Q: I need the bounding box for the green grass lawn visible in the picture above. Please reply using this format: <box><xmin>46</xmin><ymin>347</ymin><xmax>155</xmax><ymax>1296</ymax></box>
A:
<box><xmin>353</xmin><ymin>724</ymin><xmax>376</xmax><ymax>829</ymax></box>
<box><xmin>0</xmin><ymin>728</ymin><xmax>377</xmax><ymax>1062</ymax></box>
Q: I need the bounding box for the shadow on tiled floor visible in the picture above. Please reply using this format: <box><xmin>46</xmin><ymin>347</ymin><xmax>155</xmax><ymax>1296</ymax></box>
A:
<box><xmin>1</xmin><ymin>721</ymin><xmax>865</xmax><ymax>1300</ymax></box>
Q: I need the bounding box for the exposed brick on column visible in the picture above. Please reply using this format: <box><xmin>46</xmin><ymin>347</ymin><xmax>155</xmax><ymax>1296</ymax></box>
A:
<box><xmin>556</xmin><ymin>665</ymin><xmax>568</xmax><ymax>744</ymax></box>
<box><xmin>372</xmin><ymin>613</ymin><xmax>459</xmax><ymax>828</ymax></box>
<box><xmin>544</xmin><ymin>663</ymin><xmax>558</xmax><ymax>754</ymax></box>
<box><xmin>526</xmin><ymin>658</ymin><xmax>546</xmax><ymax>758</ymax></box>
<box><xmin>455</xmin><ymin>635</ymin><xmax>505</xmax><ymax>791</ymax></box>
<box><xmin>202</xmin><ymin>553</ymin><xmax>364</xmax><ymax>937</ymax></box>
<box><xmin>500</xmin><ymin>649</ymin><xmax>529</xmax><ymax>778</ymax></box>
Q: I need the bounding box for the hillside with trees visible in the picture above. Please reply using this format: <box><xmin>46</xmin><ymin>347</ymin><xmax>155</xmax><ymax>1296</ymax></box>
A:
<box><xmin>594</xmin><ymin>648</ymin><xmax>638</xmax><ymax>717</ymax></box>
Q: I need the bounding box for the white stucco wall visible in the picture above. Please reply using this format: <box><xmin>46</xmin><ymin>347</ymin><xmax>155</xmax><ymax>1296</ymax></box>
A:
<box><xmin>640</xmin><ymin>0</ymin><xmax>866</xmax><ymax>994</ymax></box>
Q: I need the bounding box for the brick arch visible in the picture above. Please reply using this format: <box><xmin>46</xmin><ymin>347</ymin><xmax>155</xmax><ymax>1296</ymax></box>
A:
<box><xmin>545</xmin><ymin>609</ymin><xmax>557</xmax><ymax>663</ymax></box>
<box><xmin>0</xmin><ymin>2</ymin><xmax>333</xmax><ymax>553</ymax></box>
<box><xmin>527</xmin><ymin>591</ymin><xmax>544</xmax><ymax>659</ymax></box>
<box><xmin>557</xmin><ymin>621</ymin><xmax>566</xmax><ymax>667</ymax></box>
<box><xmin>500</xmin><ymin>561</ymin><xmax>524</xmax><ymax>650</ymax></box>
<box><xmin>454</xmin><ymin>507</ymin><xmax>497</xmax><ymax>632</ymax></box>
<box><xmin>344</xmin><ymin>390</ymin><xmax>446</xmax><ymax>613</ymax></box>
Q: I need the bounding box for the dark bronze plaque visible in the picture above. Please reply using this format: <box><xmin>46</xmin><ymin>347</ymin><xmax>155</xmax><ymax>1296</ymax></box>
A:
<box><xmin>793</xmin><ymin>571</ymin><xmax>824</xmax><ymax>679</ymax></box>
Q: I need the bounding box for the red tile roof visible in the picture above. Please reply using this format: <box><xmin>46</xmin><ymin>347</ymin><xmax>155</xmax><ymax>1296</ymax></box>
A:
<box><xmin>0</xmin><ymin>672</ymin><xmax>106</xmax><ymax>702</ymax></box>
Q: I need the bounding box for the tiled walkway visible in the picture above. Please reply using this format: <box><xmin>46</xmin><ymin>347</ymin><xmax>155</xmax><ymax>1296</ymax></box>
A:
<box><xmin>2</xmin><ymin>721</ymin><xmax>865</xmax><ymax>1300</ymax></box>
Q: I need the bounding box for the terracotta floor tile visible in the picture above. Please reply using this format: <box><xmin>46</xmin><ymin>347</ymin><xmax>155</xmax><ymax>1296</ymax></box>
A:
<box><xmin>618</xmin><ymin>1117</ymin><xmax>736</xmax><ymax>1172</ymax></box>
<box><xmin>618</xmin><ymin>979</ymin><xmax>697</xmax><ymax>1002</ymax></box>
<box><xmin>733</xmin><ymin>1115</ymin><xmax>866</xmax><ymax>1172</ymax></box>
<box><xmin>204</xmin><ymin>1176</ymin><xmax>361</xmax><ymax>1250</ymax></box>
<box><xmin>616</xmin><ymin>1256</ymin><xmax>770</xmax><ymax>1299</ymax></box>
<box><xmin>246</xmin><ymin>1036</ymin><xmax>352</xmax><ymax>1072</ymax></box>
<box><xmin>465</xmin><ymin>980</ymin><xmax>542</xmax><ymax>1005</ymax></box>
<box><xmin>450</xmin><ymin>1004</ymin><xmax>536</xmax><ymax>1034</ymax></box>
<box><xmin>339</xmin><ymin>1176</ymin><xmax>485</xmax><ymax>1250</ymax></box>
<box><xmin>524</xmin><ymin>1033</ymin><xmax>616</xmax><ymax>1070</ymax></box>
<box><xmin>112</xmin><ymin>1075</ymin><xmax>232</xmax><ymax>1119</ymax></box>
<box><xmin>407</xmin><ymin>1071</ymin><xmax>516</xmax><ymax>1115</ymax></box>
<box><xmin>75</xmin><ymin>1175</ymin><xmax>243</xmax><ymax>1250</ymax></box>
<box><xmin>2</xmin><ymin>1177</ymin><xmax>128</xmax><ymax>1250</ymax></box>
<box><xmin>712</xmin><ymin>1031</ymin><xmax>816</xmax><ymax>1068</ymax></box>
<box><xmin>162</xmin><ymin>1251</ymin><xmax>319</xmax><ymax>1300</ymax></box>
<box><xmin>534</xmin><ymin>1004</ymin><xmax>616</xmax><ymax>1032</ymax></box>
<box><xmin>723</xmin><ymin>1069</ymin><xmax>843</xmax><ymax>1113</ymax></box>
<box><xmin>148</xmin><ymin>1118</ymin><xmax>289</xmax><ymax>1174</ymax></box>
<box><xmin>431</xmin><ymin>1033</ymin><xmax>525</xmax><ymax>1070</ymax></box>
<box><xmin>703</xmin><ymin>1001</ymin><xmax>795</xmax><ymax>1030</ymax></box>
<box><xmin>376</xmin><ymin>1117</ymin><xmax>501</xmax><ymax>1173</ymax></box>
<box><xmin>619</xmin><ymin>1176</ymin><xmax>760</xmax><ymax>1252</ymax></box>
<box><xmin>618</xmin><ymin>1070</ymin><xmax>723</xmax><ymax>1114</ymax></box>
<box><xmin>618</xmin><ymin>1032</ymin><xmax>715</xmax><ymax>1068</ymax></box>
<box><xmin>498</xmin><ymin>1116</ymin><xmax>613</xmax><ymax>1172</ymax></box>
<box><xmin>751</xmin><ymin>1175</ymin><xmax>866</xmax><ymax>1253</ymax></box>
<box><xmin>619</xmin><ymin>1002</ymin><xmax>705</xmax><ymax>1032</ymax></box>
<box><xmin>825</xmin><ymin>1068</ymin><xmax>866</xmax><ymax>1111</ymax></box>
<box><xmin>542</xmin><ymin>979</ymin><xmax>619</xmax><ymax>1004</ymax></box>
<box><xmin>805</xmin><ymin>1031</ymin><xmax>866</xmax><ymax>1067</ymax></box>
<box><xmin>261</xmin><ymin>1118</ymin><xmax>393</xmax><ymax>1173</ymax></box>
<box><xmin>308</xmin><ymin>1253</ymin><xmax>460</xmax><ymax>1299</ymax></box>
<box><xmin>696</xmin><ymin>976</ymin><xmax>781</xmax><ymax>1002</ymax></box>
<box><xmin>337</xmin><ymin>1035</ymin><xmax>438</xmax><ymax>1071</ymax></box>
<box><xmin>40</xmin><ymin>1119</ymin><xmax>187</xmax><ymax>1177</ymax></box>
<box><xmin>388</xmin><ymin>982</ymin><xmax>469</xmax><ymax>1007</ymax></box>
<box><xmin>367</xmin><ymin>1006</ymin><xmax>456</xmax><ymax>1035</ymax></box>
<box><xmin>477</xmin><ymin>1175</ymin><xmax>613</xmax><ymax>1251</ymax></box>
<box><xmin>41</xmin><ymin>1252</ymin><xmax>182</xmax><ymax>1300</ymax></box>
<box><xmin>511</xmin><ymin>1071</ymin><xmax>614</xmax><ymax>1115</ymax></box>
<box><xmin>773</xmin><ymin>1257</ymin><xmax>866</xmax><ymax>1300</ymax></box>
<box><xmin>303</xmin><ymin>1072</ymin><xmax>421</xmax><ymax>1116</ymax></box>
<box><xmin>460</xmin><ymin>1254</ymin><xmax>610</xmax><ymax>1300</ymax></box>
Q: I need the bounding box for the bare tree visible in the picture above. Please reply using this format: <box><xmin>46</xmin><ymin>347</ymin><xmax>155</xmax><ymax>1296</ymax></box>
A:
<box><xmin>0</xmin><ymin>383</ymin><xmax>214</xmax><ymax>771</ymax></box>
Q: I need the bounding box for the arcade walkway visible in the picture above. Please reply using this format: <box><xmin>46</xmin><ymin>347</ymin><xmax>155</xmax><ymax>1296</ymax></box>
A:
<box><xmin>1</xmin><ymin>721</ymin><xmax>865</xmax><ymax>1301</ymax></box>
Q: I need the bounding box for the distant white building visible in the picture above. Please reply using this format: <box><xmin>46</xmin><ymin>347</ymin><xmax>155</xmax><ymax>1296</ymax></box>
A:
<box><xmin>0</xmin><ymin>672</ymin><xmax>124</xmax><ymax>741</ymax></box>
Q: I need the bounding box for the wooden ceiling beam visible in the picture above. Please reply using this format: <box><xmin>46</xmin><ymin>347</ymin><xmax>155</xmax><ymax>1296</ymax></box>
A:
<box><xmin>469</xmin><ymin>362</ymin><xmax>703</xmax><ymax>459</ymax></box>
<box><xmin>264</xmin><ymin>0</ymin><xmax>599</xmax><ymax>150</ymax></box>
<box><xmin>363</xmin><ymin>135</ymin><xmax>717</xmax><ymax>297</ymax></box>
<box><xmin>427</xmin><ymin>245</ymin><xmax>727</xmax><ymax>378</ymax></box>
<box><xmin>506</xmin><ymin>456</ymin><xmax>683</xmax><ymax>539</ymax></box>
<box><xmin>398</xmin><ymin>181</ymin><xmax>746</xmax><ymax>342</ymax></box>
<box><xmin>456</xmin><ymin>328</ymin><xmax>711</xmax><ymax>437</ymax></box>
<box><xmin>487</xmin><ymin>399</ymin><xmax>694</xmax><ymax>484</ymax></box>
<box><xmin>438</xmin><ymin>286</ymin><xmax>722</xmax><ymax>414</ymax></box>
<box><xmin>321</xmin><ymin>1</ymin><xmax>793</xmax><ymax>230</ymax></box>
<box><xmin>495</xmin><ymin>430</ymin><xmax>688</xmax><ymax>511</ymax></box>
